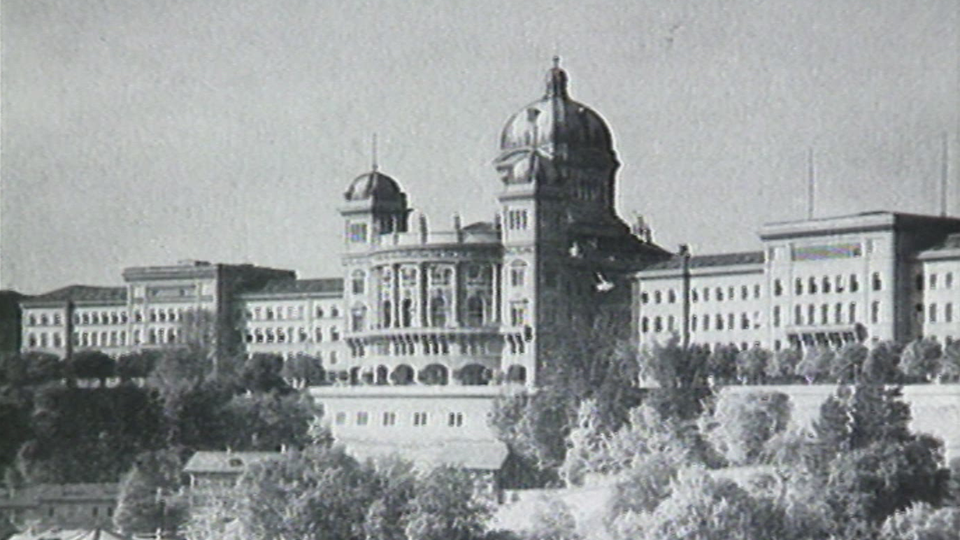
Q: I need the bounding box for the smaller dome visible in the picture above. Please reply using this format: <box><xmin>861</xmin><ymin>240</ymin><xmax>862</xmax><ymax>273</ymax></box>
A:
<box><xmin>344</xmin><ymin>170</ymin><xmax>403</xmax><ymax>202</ymax></box>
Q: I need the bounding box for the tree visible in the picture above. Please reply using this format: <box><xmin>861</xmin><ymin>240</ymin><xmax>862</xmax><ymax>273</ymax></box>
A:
<box><xmin>402</xmin><ymin>465</ymin><xmax>492</xmax><ymax>540</ymax></box>
<box><xmin>238</xmin><ymin>446</ymin><xmax>379</xmax><ymax>540</ymax></box>
<box><xmin>830</xmin><ymin>343</ymin><xmax>868</xmax><ymax>383</ymax></box>
<box><xmin>610</xmin><ymin>467</ymin><xmax>790</xmax><ymax>540</ymax></box>
<box><xmin>240</xmin><ymin>354</ymin><xmax>290</xmax><ymax>393</ymax></box>
<box><xmin>823</xmin><ymin>437</ymin><xmax>949</xmax><ymax>538</ymax></box>
<box><xmin>282</xmin><ymin>353</ymin><xmax>325</xmax><ymax>388</ymax></box>
<box><xmin>699</xmin><ymin>391</ymin><xmax>791</xmax><ymax>466</ymax></box>
<box><xmin>861</xmin><ymin>341</ymin><xmax>902</xmax><ymax>384</ymax></box>
<box><xmin>765</xmin><ymin>348</ymin><xmax>801</xmax><ymax>383</ymax></box>
<box><xmin>937</xmin><ymin>338</ymin><xmax>960</xmax><ymax>382</ymax></box>
<box><xmin>735</xmin><ymin>347</ymin><xmax>771</xmax><ymax>384</ymax></box>
<box><xmin>117</xmin><ymin>350</ymin><xmax>160</xmax><ymax>381</ymax></box>
<box><xmin>220</xmin><ymin>391</ymin><xmax>315</xmax><ymax>451</ymax></box>
<box><xmin>900</xmin><ymin>338</ymin><xmax>942</xmax><ymax>382</ymax></box>
<box><xmin>706</xmin><ymin>344</ymin><xmax>739</xmax><ymax>384</ymax></box>
<box><xmin>22</xmin><ymin>352</ymin><xmax>62</xmax><ymax>385</ymax></box>
<box><xmin>113</xmin><ymin>449</ymin><xmax>187</xmax><ymax>536</ymax></box>
<box><xmin>521</xmin><ymin>498</ymin><xmax>581</xmax><ymax>540</ymax></box>
<box><xmin>604</xmin><ymin>452</ymin><xmax>678</xmax><ymax>526</ymax></box>
<box><xmin>363</xmin><ymin>459</ymin><xmax>418</xmax><ymax>540</ymax></box>
<box><xmin>67</xmin><ymin>350</ymin><xmax>116</xmax><ymax>386</ymax></box>
<box><xmin>879</xmin><ymin>503</ymin><xmax>960</xmax><ymax>540</ymax></box>
<box><xmin>489</xmin><ymin>388</ymin><xmax>571</xmax><ymax>480</ymax></box>
<box><xmin>814</xmin><ymin>385</ymin><xmax>911</xmax><ymax>453</ymax></box>
<box><xmin>794</xmin><ymin>347</ymin><xmax>833</xmax><ymax>384</ymax></box>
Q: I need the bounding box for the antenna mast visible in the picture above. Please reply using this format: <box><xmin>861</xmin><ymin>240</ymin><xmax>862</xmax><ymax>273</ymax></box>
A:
<box><xmin>806</xmin><ymin>147</ymin><xmax>815</xmax><ymax>220</ymax></box>
<box><xmin>941</xmin><ymin>132</ymin><xmax>949</xmax><ymax>217</ymax></box>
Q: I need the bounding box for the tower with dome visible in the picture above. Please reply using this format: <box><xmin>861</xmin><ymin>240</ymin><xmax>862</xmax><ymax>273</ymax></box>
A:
<box><xmin>307</xmin><ymin>59</ymin><xmax>669</xmax><ymax>472</ymax></box>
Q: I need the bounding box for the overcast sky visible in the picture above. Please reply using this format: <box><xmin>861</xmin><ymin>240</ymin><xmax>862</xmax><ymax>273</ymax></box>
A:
<box><xmin>2</xmin><ymin>0</ymin><xmax>957</xmax><ymax>294</ymax></box>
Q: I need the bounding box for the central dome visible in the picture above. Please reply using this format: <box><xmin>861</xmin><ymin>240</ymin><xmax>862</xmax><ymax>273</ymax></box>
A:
<box><xmin>499</xmin><ymin>58</ymin><xmax>614</xmax><ymax>157</ymax></box>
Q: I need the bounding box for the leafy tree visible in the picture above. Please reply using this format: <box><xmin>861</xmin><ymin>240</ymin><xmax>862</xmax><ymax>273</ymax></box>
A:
<box><xmin>117</xmin><ymin>350</ymin><xmax>160</xmax><ymax>381</ymax></box>
<box><xmin>706</xmin><ymin>344</ymin><xmax>739</xmax><ymax>384</ymax></box>
<box><xmin>22</xmin><ymin>352</ymin><xmax>62</xmax><ymax>385</ymax></box>
<box><xmin>363</xmin><ymin>459</ymin><xmax>418</xmax><ymax>540</ymax></box>
<box><xmin>113</xmin><ymin>449</ymin><xmax>187</xmax><ymax>536</ymax></box>
<box><xmin>861</xmin><ymin>341</ymin><xmax>902</xmax><ymax>384</ymax></box>
<box><xmin>794</xmin><ymin>347</ymin><xmax>833</xmax><ymax>384</ymax></box>
<box><xmin>161</xmin><ymin>379</ymin><xmax>236</xmax><ymax>449</ymax></box>
<box><xmin>699</xmin><ymin>391</ymin><xmax>791</xmax><ymax>466</ymax></box>
<box><xmin>765</xmin><ymin>348</ymin><xmax>801</xmax><ymax>383</ymax></box>
<box><xmin>282</xmin><ymin>353</ymin><xmax>325</xmax><ymax>388</ymax></box>
<box><xmin>735</xmin><ymin>347</ymin><xmax>771</xmax><ymax>384</ymax></box>
<box><xmin>604</xmin><ymin>452</ymin><xmax>678</xmax><ymax>526</ymax></box>
<box><xmin>559</xmin><ymin>399</ymin><xmax>606</xmax><ymax>485</ymax></box>
<box><xmin>240</xmin><ymin>354</ymin><xmax>290</xmax><ymax>393</ymax></box>
<box><xmin>403</xmin><ymin>465</ymin><xmax>492</xmax><ymax>540</ymax></box>
<box><xmin>0</xmin><ymin>387</ymin><xmax>33</xmax><ymax>477</ymax></box>
<box><xmin>823</xmin><ymin>437</ymin><xmax>949</xmax><ymax>538</ymax></box>
<box><xmin>814</xmin><ymin>385</ymin><xmax>911</xmax><ymax>453</ymax></box>
<box><xmin>521</xmin><ymin>498</ymin><xmax>581</xmax><ymax>540</ymax></box>
<box><xmin>610</xmin><ymin>467</ymin><xmax>790</xmax><ymax>540</ymax></box>
<box><xmin>489</xmin><ymin>388</ymin><xmax>571</xmax><ymax>479</ymax></box>
<box><xmin>830</xmin><ymin>343</ymin><xmax>868</xmax><ymax>383</ymax></box>
<box><xmin>0</xmin><ymin>352</ymin><xmax>27</xmax><ymax>386</ymax></box>
<box><xmin>901</xmin><ymin>338</ymin><xmax>943</xmax><ymax>382</ymax></box>
<box><xmin>937</xmin><ymin>338</ymin><xmax>960</xmax><ymax>382</ymax></box>
<box><xmin>238</xmin><ymin>446</ymin><xmax>379</xmax><ymax>540</ymax></box>
<box><xmin>879</xmin><ymin>502</ymin><xmax>960</xmax><ymax>540</ymax></box>
<box><xmin>220</xmin><ymin>392</ymin><xmax>315</xmax><ymax>451</ymax></box>
<box><xmin>68</xmin><ymin>350</ymin><xmax>116</xmax><ymax>386</ymax></box>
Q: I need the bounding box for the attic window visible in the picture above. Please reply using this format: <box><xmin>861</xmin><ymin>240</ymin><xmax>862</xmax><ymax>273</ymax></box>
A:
<box><xmin>228</xmin><ymin>458</ymin><xmax>244</xmax><ymax>467</ymax></box>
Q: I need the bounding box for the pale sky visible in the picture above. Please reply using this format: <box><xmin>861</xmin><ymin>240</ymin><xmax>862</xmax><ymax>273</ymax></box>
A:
<box><xmin>2</xmin><ymin>0</ymin><xmax>957</xmax><ymax>294</ymax></box>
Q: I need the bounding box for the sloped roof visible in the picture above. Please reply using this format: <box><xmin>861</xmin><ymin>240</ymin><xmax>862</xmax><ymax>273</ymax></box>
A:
<box><xmin>23</xmin><ymin>286</ymin><xmax>127</xmax><ymax>304</ymax></box>
<box><xmin>243</xmin><ymin>278</ymin><xmax>343</xmax><ymax>296</ymax></box>
<box><xmin>343</xmin><ymin>440</ymin><xmax>508</xmax><ymax>471</ymax></box>
<box><xmin>922</xmin><ymin>232</ymin><xmax>960</xmax><ymax>252</ymax></box>
<box><xmin>10</xmin><ymin>528</ymin><xmax>128</xmax><ymax>540</ymax></box>
<box><xmin>642</xmin><ymin>251</ymin><xmax>764</xmax><ymax>271</ymax></box>
<box><xmin>183</xmin><ymin>451</ymin><xmax>281</xmax><ymax>474</ymax></box>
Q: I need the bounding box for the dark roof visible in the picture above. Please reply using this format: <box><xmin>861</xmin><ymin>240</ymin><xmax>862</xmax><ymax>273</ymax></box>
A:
<box><xmin>246</xmin><ymin>278</ymin><xmax>343</xmax><ymax>295</ymax></box>
<box><xmin>462</xmin><ymin>221</ymin><xmax>497</xmax><ymax>233</ymax></box>
<box><xmin>24</xmin><ymin>285</ymin><xmax>127</xmax><ymax>304</ymax></box>
<box><xmin>642</xmin><ymin>251</ymin><xmax>764</xmax><ymax>271</ymax></box>
<box><xmin>923</xmin><ymin>232</ymin><xmax>960</xmax><ymax>252</ymax></box>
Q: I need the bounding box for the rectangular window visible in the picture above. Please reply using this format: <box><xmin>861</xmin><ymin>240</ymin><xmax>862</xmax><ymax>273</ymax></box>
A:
<box><xmin>348</xmin><ymin>223</ymin><xmax>368</xmax><ymax>243</ymax></box>
<box><xmin>335</xmin><ymin>412</ymin><xmax>346</xmax><ymax>425</ymax></box>
<box><xmin>871</xmin><ymin>301</ymin><xmax>880</xmax><ymax>324</ymax></box>
<box><xmin>356</xmin><ymin>412</ymin><xmax>369</xmax><ymax>426</ymax></box>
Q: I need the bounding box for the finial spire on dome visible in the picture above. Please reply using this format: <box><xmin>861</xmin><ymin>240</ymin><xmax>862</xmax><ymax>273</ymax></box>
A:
<box><xmin>371</xmin><ymin>133</ymin><xmax>378</xmax><ymax>172</ymax></box>
<box><xmin>545</xmin><ymin>56</ymin><xmax>568</xmax><ymax>98</ymax></box>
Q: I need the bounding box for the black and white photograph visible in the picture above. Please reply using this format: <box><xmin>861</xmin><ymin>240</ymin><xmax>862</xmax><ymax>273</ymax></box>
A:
<box><xmin>1</xmin><ymin>1</ymin><xmax>959</xmax><ymax>539</ymax></box>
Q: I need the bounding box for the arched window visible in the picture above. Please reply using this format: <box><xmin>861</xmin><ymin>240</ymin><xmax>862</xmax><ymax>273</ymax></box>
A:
<box><xmin>457</xmin><ymin>364</ymin><xmax>491</xmax><ymax>386</ymax></box>
<box><xmin>375</xmin><ymin>365</ymin><xmax>389</xmax><ymax>385</ymax></box>
<box><xmin>430</xmin><ymin>294</ymin><xmax>447</xmax><ymax>327</ymax></box>
<box><xmin>465</xmin><ymin>295</ymin><xmax>484</xmax><ymax>327</ymax></box>
<box><xmin>418</xmin><ymin>364</ymin><xmax>449</xmax><ymax>386</ymax></box>
<box><xmin>391</xmin><ymin>365</ymin><xmax>415</xmax><ymax>385</ymax></box>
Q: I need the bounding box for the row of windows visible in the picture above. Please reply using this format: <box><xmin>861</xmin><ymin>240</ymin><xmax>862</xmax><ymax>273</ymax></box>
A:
<box><xmin>506</xmin><ymin>209</ymin><xmax>529</xmax><ymax>230</ymax></box>
<box><xmin>786</xmin><ymin>302</ymin><xmax>865</xmax><ymax>327</ymax></box>
<box><xmin>641</xmin><ymin>312</ymin><xmax>762</xmax><ymax>334</ymax></box>
<box><xmin>334</xmin><ymin>410</ymin><xmax>465</xmax><ymax>428</ymax></box>
<box><xmin>75</xmin><ymin>310</ymin><xmax>128</xmax><ymax>325</ymax></box>
<box><xmin>916</xmin><ymin>302</ymin><xmax>956</xmax><ymax>324</ymax></box>
<box><xmin>916</xmin><ymin>272</ymin><xmax>956</xmax><ymax>291</ymax></box>
<box><xmin>26</xmin><ymin>313</ymin><xmax>63</xmax><ymax>326</ymax></box>
<box><xmin>243</xmin><ymin>305</ymin><xmax>339</xmax><ymax>321</ymax></box>
<box><xmin>641</xmin><ymin>284</ymin><xmax>762</xmax><ymax>305</ymax></box>
<box><xmin>244</xmin><ymin>326</ymin><xmax>340</xmax><ymax>344</ymax></box>
<box><xmin>778</xmin><ymin>273</ymin><xmax>880</xmax><ymax>297</ymax></box>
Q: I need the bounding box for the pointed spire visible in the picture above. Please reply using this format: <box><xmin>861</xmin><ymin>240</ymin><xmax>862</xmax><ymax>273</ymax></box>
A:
<box><xmin>545</xmin><ymin>55</ymin><xmax>568</xmax><ymax>98</ymax></box>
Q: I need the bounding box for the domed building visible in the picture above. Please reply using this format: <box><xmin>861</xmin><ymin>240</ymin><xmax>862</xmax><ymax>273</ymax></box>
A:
<box><xmin>310</xmin><ymin>59</ymin><xmax>669</xmax><ymax>473</ymax></box>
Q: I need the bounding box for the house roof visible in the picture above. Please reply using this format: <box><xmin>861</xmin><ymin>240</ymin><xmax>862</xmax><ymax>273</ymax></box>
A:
<box><xmin>0</xmin><ymin>484</ymin><xmax>118</xmax><ymax>507</ymax></box>
<box><xmin>22</xmin><ymin>286</ymin><xmax>127</xmax><ymax>305</ymax></box>
<box><xmin>343</xmin><ymin>439</ymin><xmax>509</xmax><ymax>471</ymax></box>
<box><xmin>10</xmin><ymin>528</ymin><xmax>128</xmax><ymax>540</ymax></box>
<box><xmin>241</xmin><ymin>278</ymin><xmax>343</xmax><ymax>297</ymax></box>
<box><xmin>182</xmin><ymin>451</ymin><xmax>281</xmax><ymax>474</ymax></box>
<box><xmin>641</xmin><ymin>251</ymin><xmax>764</xmax><ymax>271</ymax></box>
